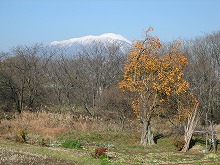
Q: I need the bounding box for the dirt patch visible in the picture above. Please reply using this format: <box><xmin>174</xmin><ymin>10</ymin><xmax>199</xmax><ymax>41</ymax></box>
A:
<box><xmin>0</xmin><ymin>147</ymin><xmax>77</xmax><ymax>165</ymax></box>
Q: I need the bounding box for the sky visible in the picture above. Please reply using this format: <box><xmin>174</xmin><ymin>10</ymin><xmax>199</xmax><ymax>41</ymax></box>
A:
<box><xmin>0</xmin><ymin>0</ymin><xmax>220</xmax><ymax>52</ymax></box>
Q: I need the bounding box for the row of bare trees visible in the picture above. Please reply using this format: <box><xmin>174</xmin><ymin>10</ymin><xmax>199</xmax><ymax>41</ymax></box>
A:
<box><xmin>0</xmin><ymin>31</ymin><xmax>219</xmax><ymax>126</ymax></box>
<box><xmin>183</xmin><ymin>31</ymin><xmax>220</xmax><ymax>123</ymax></box>
<box><xmin>0</xmin><ymin>41</ymin><xmax>133</xmax><ymax>128</ymax></box>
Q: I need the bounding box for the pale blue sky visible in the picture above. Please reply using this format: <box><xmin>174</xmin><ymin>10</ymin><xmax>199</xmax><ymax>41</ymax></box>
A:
<box><xmin>0</xmin><ymin>0</ymin><xmax>220</xmax><ymax>52</ymax></box>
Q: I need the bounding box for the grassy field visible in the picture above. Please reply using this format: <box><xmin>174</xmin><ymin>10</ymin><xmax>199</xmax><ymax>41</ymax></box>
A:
<box><xmin>0</xmin><ymin>111</ymin><xmax>220</xmax><ymax>164</ymax></box>
<box><xmin>0</xmin><ymin>131</ymin><xmax>220</xmax><ymax>165</ymax></box>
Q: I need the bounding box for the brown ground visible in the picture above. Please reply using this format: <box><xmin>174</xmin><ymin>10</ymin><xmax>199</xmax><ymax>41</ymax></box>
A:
<box><xmin>0</xmin><ymin>146</ymin><xmax>78</xmax><ymax>165</ymax></box>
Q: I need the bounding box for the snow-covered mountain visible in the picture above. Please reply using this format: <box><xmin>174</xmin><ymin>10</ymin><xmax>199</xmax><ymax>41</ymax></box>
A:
<box><xmin>49</xmin><ymin>33</ymin><xmax>131</xmax><ymax>56</ymax></box>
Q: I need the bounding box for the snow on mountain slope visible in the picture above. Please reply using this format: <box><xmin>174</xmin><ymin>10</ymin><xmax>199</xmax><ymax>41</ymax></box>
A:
<box><xmin>50</xmin><ymin>33</ymin><xmax>131</xmax><ymax>46</ymax></box>
<box><xmin>49</xmin><ymin>33</ymin><xmax>131</xmax><ymax>55</ymax></box>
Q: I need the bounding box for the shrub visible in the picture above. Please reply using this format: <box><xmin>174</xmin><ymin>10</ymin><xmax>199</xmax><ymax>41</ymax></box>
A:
<box><xmin>92</xmin><ymin>146</ymin><xmax>108</xmax><ymax>159</ymax></box>
<box><xmin>16</xmin><ymin>129</ymin><xmax>28</xmax><ymax>143</ymax></box>
<box><xmin>39</xmin><ymin>137</ymin><xmax>50</xmax><ymax>146</ymax></box>
<box><xmin>61</xmin><ymin>140</ymin><xmax>82</xmax><ymax>149</ymax></box>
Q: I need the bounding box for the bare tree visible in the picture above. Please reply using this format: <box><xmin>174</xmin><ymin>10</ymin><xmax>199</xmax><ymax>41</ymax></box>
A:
<box><xmin>36</xmin><ymin>40</ymin><xmax>127</xmax><ymax>118</ymax></box>
<box><xmin>0</xmin><ymin>44</ymin><xmax>51</xmax><ymax>112</ymax></box>
<box><xmin>183</xmin><ymin>32</ymin><xmax>220</xmax><ymax>124</ymax></box>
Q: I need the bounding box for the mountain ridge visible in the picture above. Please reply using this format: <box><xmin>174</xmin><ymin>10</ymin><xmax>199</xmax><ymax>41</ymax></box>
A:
<box><xmin>50</xmin><ymin>33</ymin><xmax>131</xmax><ymax>46</ymax></box>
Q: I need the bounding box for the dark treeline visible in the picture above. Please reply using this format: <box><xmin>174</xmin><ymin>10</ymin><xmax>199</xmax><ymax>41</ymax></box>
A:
<box><xmin>0</xmin><ymin>31</ymin><xmax>219</xmax><ymax>124</ymax></box>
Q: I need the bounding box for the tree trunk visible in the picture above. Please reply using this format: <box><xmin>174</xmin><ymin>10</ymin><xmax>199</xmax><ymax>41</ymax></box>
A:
<box><xmin>16</xmin><ymin>100</ymin><xmax>22</xmax><ymax>113</ymax></box>
<box><xmin>140</xmin><ymin>117</ymin><xmax>155</xmax><ymax>146</ymax></box>
<box><xmin>84</xmin><ymin>103</ymin><xmax>92</xmax><ymax>116</ymax></box>
<box><xmin>140</xmin><ymin>92</ymin><xmax>157</xmax><ymax>146</ymax></box>
<box><xmin>181</xmin><ymin>103</ymin><xmax>199</xmax><ymax>152</ymax></box>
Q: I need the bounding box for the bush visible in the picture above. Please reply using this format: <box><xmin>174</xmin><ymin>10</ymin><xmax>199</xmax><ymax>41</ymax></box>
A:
<box><xmin>16</xmin><ymin>129</ymin><xmax>28</xmax><ymax>143</ymax></box>
<box><xmin>39</xmin><ymin>137</ymin><xmax>50</xmax><ymax>146</ymax></box>
<box><xmin>61</xmin><ymin>140</ymin><xmax>82</xmax><ymax>149</ymax></box>
<box><xmin>91</xmin><ymin>146</ymin><xmax>108</xmax><ymax>159</ymax></box>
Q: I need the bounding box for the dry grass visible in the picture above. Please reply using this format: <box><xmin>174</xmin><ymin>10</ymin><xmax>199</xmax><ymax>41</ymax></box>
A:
<box><xmin>0</xmin><ymin>111</ymin><xmax>122</xmax><ymax>141</ymax></box>
<box><xmin>1</xmin><ymin>111</ymin><xmax>72</xmax><ymax>138</ymax></box>
<box><xmin>73</xmin><ymin>115</ymin><xmax>120</xmax><ymax>131</ymax></box>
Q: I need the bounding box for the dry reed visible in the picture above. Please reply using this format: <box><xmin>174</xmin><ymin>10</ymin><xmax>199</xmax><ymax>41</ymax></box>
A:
<box><xmin>0</xmin><ymin>111</ymin><xmax>121</xmax><ymax>140</ymax></box>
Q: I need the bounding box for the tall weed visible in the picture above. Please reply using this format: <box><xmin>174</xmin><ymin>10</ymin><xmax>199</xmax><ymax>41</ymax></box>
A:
<box><xmin>0</xmin><ymin>110</ymin><xmax>122</xmax><ymax>141</ymax></box>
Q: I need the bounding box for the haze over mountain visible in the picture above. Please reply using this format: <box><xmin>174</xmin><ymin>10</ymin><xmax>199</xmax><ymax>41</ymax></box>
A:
<box><xmin>49</xmin><ymin>33</ymin><xmax>132</xmax><ymax>55</ymax></box>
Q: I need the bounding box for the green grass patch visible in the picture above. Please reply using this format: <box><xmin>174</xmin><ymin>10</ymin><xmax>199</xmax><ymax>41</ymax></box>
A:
<box><xmin>61</xmin><ymin>140</ymin><xmax>82</xmax><ymax>149</ymax></box>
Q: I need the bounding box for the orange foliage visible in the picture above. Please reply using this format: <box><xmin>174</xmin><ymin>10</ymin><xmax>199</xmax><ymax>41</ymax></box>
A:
<box><xmin>119</xmin><ymin>28</ymin><xmax>197</xmax><ymax>121</ymax></box>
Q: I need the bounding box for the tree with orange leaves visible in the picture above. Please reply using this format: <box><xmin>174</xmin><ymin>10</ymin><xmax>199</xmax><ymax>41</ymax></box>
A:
<box><xmin>119</xmin><ymin>28</ymin><xmax>199</xmax><ymax>147</ymax></box>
